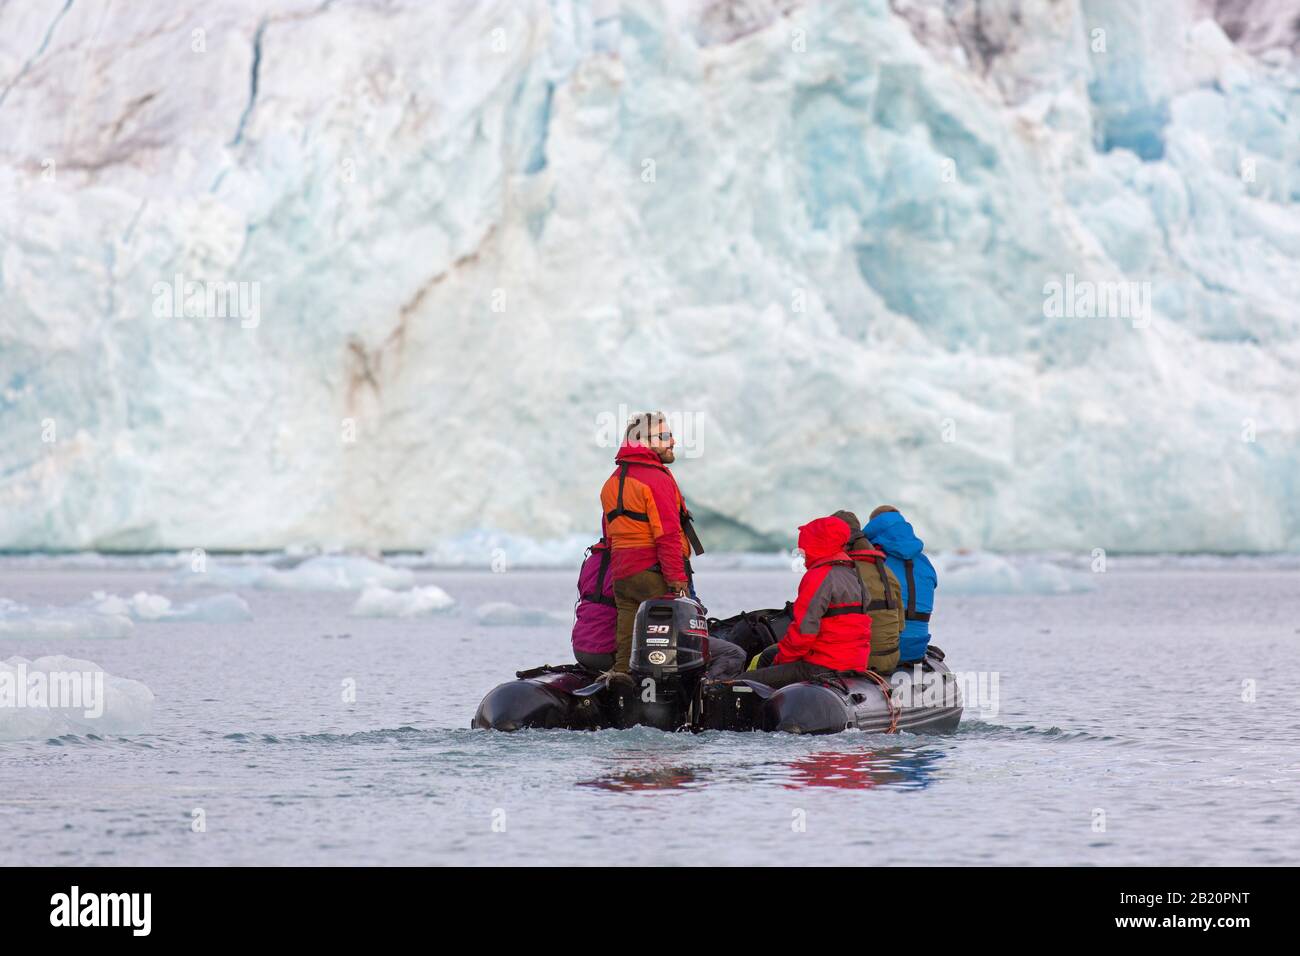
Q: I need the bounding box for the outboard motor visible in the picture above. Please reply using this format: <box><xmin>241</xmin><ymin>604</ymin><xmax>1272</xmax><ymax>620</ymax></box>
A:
<box><xmin>618</xmin><ymin>596</ymin><xmax>709</xmax><ymax>731</ymax></box>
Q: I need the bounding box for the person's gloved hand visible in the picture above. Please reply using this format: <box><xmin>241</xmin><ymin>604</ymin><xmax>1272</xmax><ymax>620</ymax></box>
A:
<box><xmin>601</xmin><ymin>670</ymin><xmax>634</xmax><ymax>687</ymax></box>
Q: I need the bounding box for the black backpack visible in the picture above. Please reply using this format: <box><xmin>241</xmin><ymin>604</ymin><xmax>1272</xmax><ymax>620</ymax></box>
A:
<box><xmin>706</xmin><ymin>604</ymin><xmax>794</xmax><ymax>662</ymax></box>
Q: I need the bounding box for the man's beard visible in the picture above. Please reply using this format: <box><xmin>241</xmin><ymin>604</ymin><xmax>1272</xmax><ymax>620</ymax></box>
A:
<box><xmin>658</xmin><ymin>448</ymin><xmax>675</xmax><ymax>463</ymax></box>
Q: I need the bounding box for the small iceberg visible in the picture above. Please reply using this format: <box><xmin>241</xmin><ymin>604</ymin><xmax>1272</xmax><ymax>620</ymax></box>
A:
<box><xmin>349</xmin><ymin>585</ymin><xmax>456</xmax><ymax>618</ymax></box>
<box><xmin>0</xmin><ymin>598</ymin><xmax>134</xmax><ymax>640</ymax></box>
<box><xmin>932</xmin><ymin>552</ymin><xmax>1096</xmax><ymax>595</ymax></box>
<box><xmin>178</xmin><ymin>555</ymin><xmax>414</xmax><ymax>591</ymax></box>
<box><xmin>693</xmin><ymin>550</ymin><xmax>803</xmax><ymax>571</ymax></box>
<box><xmin>89</xmin><ymin>591</ymin><xmax>253</xmax><ymax>622</ymax></box>
<box><xmin>0</xmin><ymin>655</ymin><xmax>154</xmax><ymax>740</ymax></box>
<box><xmin>388</xmin><ymin>531</ymin><xmax>593</xmax><ymax>569</ymax></box>
<box><xmin>474</xmin><ymin>602</ymin><xmax>571</xmax><ymax>627</ymax></box>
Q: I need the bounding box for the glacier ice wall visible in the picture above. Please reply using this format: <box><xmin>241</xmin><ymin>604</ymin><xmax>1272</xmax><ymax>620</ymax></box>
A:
<box><xmin>0</xmin><ymin>0</ymin><xmax>1297</xmax><ymax>553</ymax></box>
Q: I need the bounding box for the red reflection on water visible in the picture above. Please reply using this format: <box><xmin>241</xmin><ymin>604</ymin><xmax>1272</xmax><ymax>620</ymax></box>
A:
<box><xmin>578</xmin><ymin>748</ymin><xmax>940</xmax><ymax>793</ymax></box>
<box><xmin>784</xmin><ymin>748</ymin><xmax>939</xmax><ymax>790</ymax></box>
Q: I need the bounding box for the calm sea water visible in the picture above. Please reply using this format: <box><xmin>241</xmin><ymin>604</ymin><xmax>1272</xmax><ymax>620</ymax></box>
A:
<box><xmin>2</xmin><ymin>563</ymin><xmax>1297</xmax><ymax>866</ymax></box>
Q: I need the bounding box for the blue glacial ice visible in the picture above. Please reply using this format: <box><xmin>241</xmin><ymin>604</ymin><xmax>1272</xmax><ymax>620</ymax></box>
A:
<box><xmin>0</xmin><ymin>0</ymin><xmax>1296</xmax><ymax>553</ymax></box>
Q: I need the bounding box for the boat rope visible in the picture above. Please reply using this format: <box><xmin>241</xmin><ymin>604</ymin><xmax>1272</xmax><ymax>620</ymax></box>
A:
<box><xmin>809</xmin><ymin>670</ymin><xmax>901</xmax><ymax>734</ymax></box>
<box><xmin>861</xmin><ymin>669</ymin><xmax>900</xmax><ymax>734</ymax></box>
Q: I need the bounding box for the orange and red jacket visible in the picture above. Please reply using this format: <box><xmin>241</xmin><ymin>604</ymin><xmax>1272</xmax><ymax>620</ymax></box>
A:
<box><xmin>774</xmin><ymin>516</ymin><xmax>872</xmax><ymax>671</ymax></box>
<box><xmin>600</xmin><ymin>443</ymin><xmax>695</xmax><ymax>584</ymax></box>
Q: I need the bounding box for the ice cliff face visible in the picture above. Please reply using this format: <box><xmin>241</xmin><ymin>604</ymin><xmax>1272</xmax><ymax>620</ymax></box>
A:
<box><xmin>1</xmin><ymin>0</ymin><xmax>1297</xmax><ymax>553</ymax></box>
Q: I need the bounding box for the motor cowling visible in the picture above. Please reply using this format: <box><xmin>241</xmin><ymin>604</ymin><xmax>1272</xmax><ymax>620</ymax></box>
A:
<box><xmin>620</xmin><ymin>596</ymin><xmax>709</xmax><ymax>730</ymax></box>
<box><xmin>631</xmin><ymin>597</ymin><xmax>709</xmax><ymax>675</ymax></box>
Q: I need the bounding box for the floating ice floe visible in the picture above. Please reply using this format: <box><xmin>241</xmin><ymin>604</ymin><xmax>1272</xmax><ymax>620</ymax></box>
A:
<box><xmin>0</xmin><ymin>592</ymin><xmax>252</xmax><ymax>639</ymax></box>
<box><xmin>389</xmin><ymin>532</ymin><xmax>594</xmax><ymax>570</ymax></box>
<box><xmin>89</xmin><ymin>591</ymin><xmax>252</xmax><ymax>622</ymax></box>
<box><xmin>1102</xmin><ymin>553</ymin><xmax>1300</xmax><ymax>572</ymax></box>
<box><xmin>474</xmin><ymin>602</ymin><xmax>572</xmax><ymax>627</ymax></box>
<box><xmin>178</xmin><ymin>555</ymin><xmax>414</xmax><ymax>591</ymax></box>
<box><xmin>0</xmin><ymin>655</ymin><xmax>154</xmax><ymax>740</ymax></box>
<box><xmin>693</xmin><ymin>551</ymin><xmax>802</xmax><ymax>572</ymax></box>
<box><xmin>349</xmin><ymin>585</ymin><xmax>456</xmax><ymax>618</ymax></box>
<box><xmin>0</xmin><ymin>598</ymin><xmax>134</xmax><ymax>640</ymax></box>
<box><xmin>932</xmin><ymin>552</ymin><xmax>1096</xmax><ymax>595</ymax></box>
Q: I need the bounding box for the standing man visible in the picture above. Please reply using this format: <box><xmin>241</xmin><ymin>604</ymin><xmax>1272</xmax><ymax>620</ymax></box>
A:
<box><xmin>600</xmin><ymin>411</ymin><xmax>742</xmax><ymax>679</ymax></box>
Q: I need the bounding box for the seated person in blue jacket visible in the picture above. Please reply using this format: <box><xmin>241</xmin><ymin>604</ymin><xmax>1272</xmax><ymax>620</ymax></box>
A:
<box><xmin>862</xmin><ymin>506</ymin><xmax>937</xmax><ymax>665</ymax></box>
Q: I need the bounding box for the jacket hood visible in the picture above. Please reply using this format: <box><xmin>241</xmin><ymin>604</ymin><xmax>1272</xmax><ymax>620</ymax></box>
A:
<box><xmin>797</xmin><ymin>516</ymin><xmax>852</xmax><ymax>566</ymax></box>
<box><xmin>863</xmin><ymin>510</ymin><xmax>924</xmax><ymax>559</ymax></box>
<box><xmin>846</xmin><ymin>531</ymin><xmax>882</xmax><ymax>556</ymax></box>
<box><xmin>615</xmin><ymin>442</ymin><xmax>667</xmax><ymax>467</ymax></box>
<box><xmin>831</xmin><ymin>510</ymin><xmax>861</xmax><ymax>534</ymax></box>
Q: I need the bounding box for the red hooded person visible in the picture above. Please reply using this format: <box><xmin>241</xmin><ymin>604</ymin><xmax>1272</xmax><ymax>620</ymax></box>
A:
<box><xmin>772</xmin><ymin>516</ymin><xmax>872</xmax><ymax>672</ymax></box>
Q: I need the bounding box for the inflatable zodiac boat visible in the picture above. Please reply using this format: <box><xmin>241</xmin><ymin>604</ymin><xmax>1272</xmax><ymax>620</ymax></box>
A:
<box><xmin>472</xmin><ymin>597</ymin><xmax>963</xmax><ymax>735</ymax></box>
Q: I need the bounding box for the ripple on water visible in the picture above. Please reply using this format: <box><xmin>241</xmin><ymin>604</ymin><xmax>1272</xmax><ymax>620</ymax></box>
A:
<box><xmin>35</xmin><ymin>734</ymin><xmax>159</xmax><ymax>750</ymax></box>
<box><xmin>956</xmin><ymin>719</ymin><xmax>1118</xmax><ymax>743</ymax></box>
<box><xmin>221</xmin><ymin>727</ymin><xmax>438</xmax><ymax>747</ymax></box>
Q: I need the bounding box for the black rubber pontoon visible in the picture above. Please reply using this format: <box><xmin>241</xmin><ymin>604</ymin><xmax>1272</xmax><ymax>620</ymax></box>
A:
<box><xmin>472</xmin><ymin>598</ymin><xmax>962</xmax><ymax>735</ymax></box>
